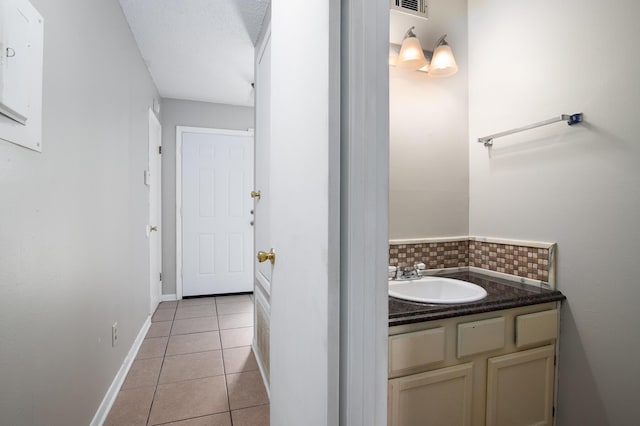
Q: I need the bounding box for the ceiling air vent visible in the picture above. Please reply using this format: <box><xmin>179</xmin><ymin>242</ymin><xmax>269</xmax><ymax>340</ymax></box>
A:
<box><xmin>391</xmin><ymin>0</ymin><xmax>428</xmax><ymax>20</ymax></box>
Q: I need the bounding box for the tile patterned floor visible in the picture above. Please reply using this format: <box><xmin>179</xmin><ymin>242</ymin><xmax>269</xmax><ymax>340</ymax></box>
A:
<box><xmin>105</xmin><ymin>294</ymin><xmax>269</xmax><ymax>426</ymax></box>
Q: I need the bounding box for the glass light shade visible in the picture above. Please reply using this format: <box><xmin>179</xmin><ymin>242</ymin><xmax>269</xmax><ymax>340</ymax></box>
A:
<box><xmin>428</xmin><ymin>44</ymin><xmax>458</xmax><ymax>77</ymax></box>
<box><xmin>397</xmin><ymin>37</ymin><xmax>428</xmax><ymax>71</ymax></box>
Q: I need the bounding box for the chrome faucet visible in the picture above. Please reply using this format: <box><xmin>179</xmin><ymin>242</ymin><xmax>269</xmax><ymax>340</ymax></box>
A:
<box><xmin>396</xmin><ymin>262</ymin><xmax>426</xmax><ymax>280</ymax></box>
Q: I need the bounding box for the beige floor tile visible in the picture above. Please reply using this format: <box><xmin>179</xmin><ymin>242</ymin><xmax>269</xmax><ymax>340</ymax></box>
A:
<box><xmin>121</xmin><ymin>358</ymin><xmax>163</xmax><ymax>390</ymax></box>
<box><xmin>175</xmin><ymin>304</ymin><xmax>217</xmax><ymax>319</ymax></box>
<box><xmin>159</xmin><ymin>300</ymin><xmax>178</xmax><ymax>308</ymax></box>
<box><xmin>222</xmin><ymin>346</ymin><xmax>258</xmax><ymax>374</ymax></box>
<box><xmin>226</xmin><ymin>371</ymin><xmax>269</xmax><ymax>410</ymax></box>
<box><xmin>166</xmin><ymin>331</ymin><xmax>221</xmax><ymax>356</ymax></box>
<box><xmin>171</xmin><ymin>317</ymin><xmax>219</xmax><ymax>335</ymax></box>
<box><xmin>231</xmin><ymin>404</ymin><xmax>270</xmax><ymax>426</ymax></box>
<box><xmin>148</xmin><ymin>376</ymin><xmax>229</xmax><ymax>425</ymax></box>
<box><xmin>215</xmin><ymin>294</ymin><xmax>251</xmax><ymax>305</ymax></box>
<box><xmin>152</xmin><ymin>308</ymin><xmax>175</xmax><ymax>322</ymax></box>
<box><xmin>220</xmin><ymin>327</ymin><xmax>253</xmax><ymax>349</ymax></box>
<box><xmin>218</xmin><ymin>313</ymin><xmax>253</xmax><ymax>330</ymax></box>
<box><xmin>159</xmin><ymin>350</ymin><xmax>224</xmax><ymax>384</ymax></box>
<box><xmin>104</xmin><ymin>386</ymin><xmax>155</xmax><ymax>426</ymax></box>
<box><xmin>180</xmin><ymin>297</ymin><xmax>216</xmax><ymax>307</ymax></box>
<box><xmin>162</xmin><ymin>413</ymin><xmax>232</xmax><ymax>425</ymax></box>
<box><xmin>137</xmin><ymin>337</ymin><xmax>168</xmax><ymax>359</ymax></box>
<box><xmin>216</xmin><ymin>301</ymin><xmax>253</xmax><ymax>316</ymax></box>
<box><xmin>147</xmin><ymin>321</ymin><xmax>173</xmax><ymax>338</ymax></box>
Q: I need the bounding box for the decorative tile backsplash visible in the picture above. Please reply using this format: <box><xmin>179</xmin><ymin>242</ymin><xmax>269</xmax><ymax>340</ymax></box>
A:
<box><xmin>468</xmin><ymin>240</ymin><xmax>549</xmax><ymax>282</ymax></box>
<box><xmin>389</xmin><ymin>240</ymin><xmax>468</xmax><ymax>269</ymax></box>
<box><xmin>389</xmin><ymin>237</ymin><xmax>555</xmax><ymax>286</ymax></box>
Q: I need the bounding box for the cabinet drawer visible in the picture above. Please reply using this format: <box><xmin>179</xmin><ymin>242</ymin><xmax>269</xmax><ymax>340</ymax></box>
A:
<box><xmin>389</xmin><ymin>327</ymin><xmax>445</xmax><ymax>376</ymax></box>
<box><xmin>457</xmin><ymin>317</ymin><xmax>505</xmax><ymax>358</ymax></box>
<box><xmin>516</xmin><ymin>309</ymin><xmax>558</xmax><ymax>348</ymax></box>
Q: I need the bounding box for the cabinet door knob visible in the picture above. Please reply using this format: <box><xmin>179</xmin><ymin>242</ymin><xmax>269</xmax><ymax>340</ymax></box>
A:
<box><xmin>251</xmin><ymin>190</ymin><xmax>261</xmax><ymax>200</ymax></box>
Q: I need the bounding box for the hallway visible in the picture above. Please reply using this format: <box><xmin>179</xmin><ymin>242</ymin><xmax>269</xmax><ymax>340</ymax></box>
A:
<box><xmin>105</xmin><ymin>295</ymin><xmax>269</xmax><ymax>425</ymax></box>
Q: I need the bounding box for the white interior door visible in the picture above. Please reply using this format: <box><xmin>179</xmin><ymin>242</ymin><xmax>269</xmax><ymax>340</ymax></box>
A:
<box><xmin>252</xmin><ymin>25</ymin><xmax>272</xmax><ymax>387</ymax></box>
<box><xmin>181</xmin><ymin>129</ymin><xmax>254</xmax><ymax>296</ymax></box>
<box><xmin>148</xmin><ymin>109</ymin><xmax>162</xmax><ymax>314</ymax></box>
<box><xmin>257</xmin><ymin>3</ymin><xmax>340</xmax><ymax>424</ymax></box>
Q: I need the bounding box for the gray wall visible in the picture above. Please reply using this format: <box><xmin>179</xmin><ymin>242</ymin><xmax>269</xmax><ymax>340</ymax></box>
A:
<box><xmin>468</xmin><ymin>0</ymin><xmax>640</xmax><ymax>424</ymax></box>
<box><xmin>389</xmin><ymin>0</ymin><xmax>469</xmax><ymax>239</ymax></box>
<box><xmin>0</xmin><ymin>0</ymin><xmax>159</xmax><ymax>424</ymax></box>
<box><xmin>160</xmin><ymin>99</ymin><xmax>254</xmax><ymax>295</ymax></box>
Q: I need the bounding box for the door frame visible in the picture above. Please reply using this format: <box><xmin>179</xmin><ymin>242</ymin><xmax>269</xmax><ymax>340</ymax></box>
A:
<box><xmin>148</xmin><ymin>108</ymin><xmax>162</xmax><ymax>314</ymax></box>
<box><xmin>175</xmin><ymin>125</ymin><xmax>255</xmax><ymax>300</ymax></box>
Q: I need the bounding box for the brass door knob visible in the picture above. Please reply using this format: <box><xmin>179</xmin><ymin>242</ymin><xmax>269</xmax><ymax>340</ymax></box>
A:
<box><xmin>150</xmin><ymin>226</ymin><xmax>159</xmax><ymax>232</ymax></box>
<box><xmin>251</xmin><ymin>190</ymin><xmax>261</xmax><ymax>200</ymax></box>
<box><xmin>257</xmin><ymin>249</ymin><xmax>276</xmax><ymax>264</ymax></box>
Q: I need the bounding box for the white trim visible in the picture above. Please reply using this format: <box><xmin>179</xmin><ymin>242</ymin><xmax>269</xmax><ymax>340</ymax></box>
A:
<box><xmin>390</xmin><ymin>236</ymin><xmax>555</xmax><ymax>249</ymax></box>
<box><xmin>389</xmin><ymin>236</ymin><xmax>469</xmax><ymax>245</ymax></box>
<box><xmin>175</xmin><ymin>126</ymin><xmax>255</xmax><ymax>300</ymax></box>
<box><xmin>469</xmin><ymin>235</ymin><xmax>555</xmax><ymax>249</ymax></box>
<box><xmin>90</xmin><ymin>316</ymin><xmax>152</xmax><ymax>426</ymax></box>
<box><xmin>340</xmin><ymin>0</ymin><xmax>389</xmax><ymax>423</ymax></box>
<box><xmin>468</xmin><ymin>266</ymin><xmax>550</xmax><ymax>289</ymax></box>
<box><xmin>161</xmin><ymin>294</ymin><xmax>177</xmax><ymax>302</ymax></box>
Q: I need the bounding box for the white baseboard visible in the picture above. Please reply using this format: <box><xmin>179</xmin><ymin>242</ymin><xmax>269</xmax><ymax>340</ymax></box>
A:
<box><xmin>90</xmin><ymin>316</ymin><xmax>152</xmax><ymax>426</ymax></box>
<box><xmin>161</xmin><ymin>294</ymin><xmax>178</xmax><ymax>301</ymax></box>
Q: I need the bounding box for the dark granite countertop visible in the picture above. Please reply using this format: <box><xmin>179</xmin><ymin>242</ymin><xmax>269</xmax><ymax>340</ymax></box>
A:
<box><xmin>389</xmin><ymin>271</ymin><xmax>566</xmax><ymax>327</ymax></box>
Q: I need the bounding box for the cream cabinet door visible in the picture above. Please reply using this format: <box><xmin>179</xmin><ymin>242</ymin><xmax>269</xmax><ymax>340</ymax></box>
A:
<box><xmin>388</xmin><ymin>363</ymin><xmax>473</xmax><ymax>426</ymax></box>
<box><xmin>486</xmin><ymin>344</ymin><xmax>555</xmax><ymax>426</ymax></box>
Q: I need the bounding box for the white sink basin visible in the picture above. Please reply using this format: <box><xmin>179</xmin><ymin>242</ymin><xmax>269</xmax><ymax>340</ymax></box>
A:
<box><xmin>389</xmin><ymin>276</ymin><xmax>487</xmax><ymax>304</ymax></box>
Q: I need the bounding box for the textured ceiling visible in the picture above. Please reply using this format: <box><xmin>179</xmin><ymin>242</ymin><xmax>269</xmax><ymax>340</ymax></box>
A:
<box><xmin>119</xmin><ymin>0</ymin><xmax>269</xmax><ymax>107</ymax></box>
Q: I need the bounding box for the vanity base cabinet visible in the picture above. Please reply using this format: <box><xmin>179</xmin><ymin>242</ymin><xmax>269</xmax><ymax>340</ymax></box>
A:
<box><xmin>388</xmin><ymin>302</ymin><xmax>560</xmax><ymax>426</ymax></box>
<box><xmin>388</xmin><ymin>363</ymin><xmax>473</xmax><ymax>426</ymax></box>
<box><xmin>486</xmin><ymin>344</ymin><xmax>555</xmax><ymax>426</ymax></box>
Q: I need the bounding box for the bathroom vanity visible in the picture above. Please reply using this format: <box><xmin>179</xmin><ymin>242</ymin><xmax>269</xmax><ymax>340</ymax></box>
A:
<box><xmin>388</xmin><ymin>272</ymin><xmax>565</xmax><ymax>426</ymax></box>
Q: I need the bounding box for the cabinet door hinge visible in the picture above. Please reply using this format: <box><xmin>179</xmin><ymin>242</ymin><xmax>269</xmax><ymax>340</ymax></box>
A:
<box><xmin>552</xmin><ymin>406</ymin><xmax>555</xmax><ymax>417</ymax></box>
<box><xmin>158</xmin><ymin>145</ymin><xmax>162</xmax><ymax>154</ymax></box>
<box><xmin>554</xmin><ymin>355</ymin><xmax>557</xmax><ymax>366</ymax></box>
<box><xmin>159</xmin><ymin>272</ymin><xmax>162</xmax><ymax>281</ymax></box>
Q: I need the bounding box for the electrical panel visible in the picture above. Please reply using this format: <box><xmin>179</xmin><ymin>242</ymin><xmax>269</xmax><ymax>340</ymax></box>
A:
<box><xmin>0</xmin><ymin>0</ymin><xmax>43</xmax><ymax>151</ymax></box>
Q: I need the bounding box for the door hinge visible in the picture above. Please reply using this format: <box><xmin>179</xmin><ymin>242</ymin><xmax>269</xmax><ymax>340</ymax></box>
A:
<box><xmin>552</xmin><ymin>406</ymin><xmax>555</xmax><ymax>417</ymax></box>
<box><xmin>554</xmin><ymin>355</ymin><xmax>557</xmax><ymax>366</ymax></box>
<box><xmin>158</xmin><ymin>145</ymin><xmax>162</xmax><ymax>155</ymax></box>
<box><xmin>159</xmin><ymin>272</ymin><xmax>162</xmax><ymax>281</ymax></box>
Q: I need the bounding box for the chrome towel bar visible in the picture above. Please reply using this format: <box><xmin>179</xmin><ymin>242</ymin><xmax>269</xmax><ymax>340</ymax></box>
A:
<box><xmin>478</xmin><ymin>113</ymin><xmax>583</xmax><ymax>146</ymax></box>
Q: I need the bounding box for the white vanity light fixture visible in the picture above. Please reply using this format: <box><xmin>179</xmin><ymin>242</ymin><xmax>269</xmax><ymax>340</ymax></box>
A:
<box><xmin>396</xmin><ymin>26</ymin><xmax>428</xmax><ymax>71</ymax></box>
<box><xmin>390</xmin><ymin>28</ymin><xmax>458</xmax><ymax>77</ymax></box>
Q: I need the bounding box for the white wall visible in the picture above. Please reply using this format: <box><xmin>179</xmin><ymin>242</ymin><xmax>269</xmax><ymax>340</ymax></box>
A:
<box><xmin>468</xmin><ymin>1</ymin><xmax>640</xmax><ymax>424</ymax></box>
<box><xmin>160</xmin><ymin>99</ymin><xmax>254</xmax><ymax>295</ymax></box>
<box><xmin>0</xmin><ymin>0</ymin><xmax>159</xmax><ymax>424</ymax></box>
<box><xmin>389</xmin><ymin>1</ymin><xmax>469</xmax><ymax>239</ymax></box>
